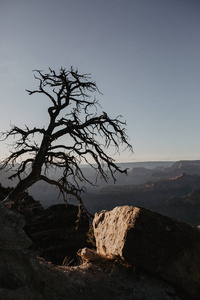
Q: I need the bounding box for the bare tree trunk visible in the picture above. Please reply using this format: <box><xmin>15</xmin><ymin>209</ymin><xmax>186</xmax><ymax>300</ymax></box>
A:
<box><xmin>8</xmin><ymin>173</ymin><xmax>39</xmax><ymax>202</ymax></box>
<box><xmin>1</xmin><ymin>67</ymin><xmax>133</xmax><ymax>206</ymax></box>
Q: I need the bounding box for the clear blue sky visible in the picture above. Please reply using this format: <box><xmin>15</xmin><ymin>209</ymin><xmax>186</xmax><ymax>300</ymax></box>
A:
<box><xmin>1</xmin><ymin>0</ymin><xmax>200</xmax><ymax>163</ymax></box>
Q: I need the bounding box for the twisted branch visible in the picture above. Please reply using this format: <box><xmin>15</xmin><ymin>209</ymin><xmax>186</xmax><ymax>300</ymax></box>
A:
<box><xmin>0</xmin><ymin>67</ymin><xmax>133</xmax><ymax>214</ymax></box>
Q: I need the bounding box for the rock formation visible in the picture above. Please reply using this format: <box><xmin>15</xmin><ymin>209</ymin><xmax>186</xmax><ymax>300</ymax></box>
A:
<box><xmin>83</xmin><ymin>172</ymin><xmax>200</xmax><ymax>225</ymax></box>
<box><xmin>93</xmin><ymin>205</ymin><xmax>200</xmax><ymax>299</ymax></box>
<box><xmin>0</xmin><ymin>201</ymin><xmax>184</xmax><ymax>300</ymax></box>
<box><xmin>150</xmin><ymin>160</ymin><xmax>200</xmax><ymax>181</ymax></box>
<box><xmin>0</xmin><ymin>200</ymin><xmax>45</xmax><ymax>299</ymax></box>
<box><xmin>8</xmin><ymin>195</ymin><xmax>91</xmax><ymax>265</ymax></box>
<box><xmin>162</xmin><ymin>189</ymin><xmax>200</xmax><ymax>226</ymax></box>
<box><xmin>98</xmin><ymin>173</ymin><xmax>200</xmax><ymax>209</ymax></box>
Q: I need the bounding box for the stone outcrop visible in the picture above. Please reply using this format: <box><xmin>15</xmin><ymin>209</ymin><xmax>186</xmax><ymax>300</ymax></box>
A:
<box><xmin>93</xmin><ymin>205</ymin><xmax>200</xmax><ymax>299</ymax></box>
<box><xmin>0</xmin><ymin>200</ymin><xmax>44</xmax><ymax>299</ymax></box>
<box><xmin>9</xmin><ymin>194</ymin><xmax>44</xmax><ymax>217</ymax></box>
<box><xmin>0</xmin><ymin>201</ymin><xmax>183</xmax><ymax>300</ymax></box>
<box><xmin>8</xmin><ymin>196</ymin><xmax>91</xmax><ymax>265</ymax></box>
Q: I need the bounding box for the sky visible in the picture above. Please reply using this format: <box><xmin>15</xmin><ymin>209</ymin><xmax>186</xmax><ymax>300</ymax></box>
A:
<box><xmin>0</xmin><ymin>0</ymin><xmax>200</xmax><ymax>163</ymax></box>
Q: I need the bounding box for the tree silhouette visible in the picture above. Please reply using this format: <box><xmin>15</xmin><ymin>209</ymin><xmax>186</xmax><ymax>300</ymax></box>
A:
<box><xmin>0</xmin><ymin>67</ymin><xmax>133</xmax><ymax>211</ymax></box>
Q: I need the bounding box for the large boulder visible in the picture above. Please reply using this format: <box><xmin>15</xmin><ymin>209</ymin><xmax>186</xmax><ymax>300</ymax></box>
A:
<box><xmin>93</xmin><ymin>205</ymin><xmax>200</xmax><ymax>299</ymax></box>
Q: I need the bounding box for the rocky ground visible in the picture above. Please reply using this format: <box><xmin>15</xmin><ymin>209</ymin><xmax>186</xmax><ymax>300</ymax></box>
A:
<box><xmin>1</xmin><ymin>257</ymin><xmax>186</xmax><ymax>300</ymax></box>
<box><xmin>0</xmin><ymin>198</ymin><xmax>188</xmax><ymax>300</ymax></box>
<box><xmin>0</xmin><ymin>185</ymin><xmax>197</xmax><ymax>299</ymax></box>
<box><xmin>38</xmin><ymin>258</ymin><xmax>185</xmax><ymax>300</ymax></box>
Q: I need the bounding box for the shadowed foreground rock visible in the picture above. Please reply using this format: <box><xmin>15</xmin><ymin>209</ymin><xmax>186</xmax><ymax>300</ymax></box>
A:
<box><xmin>93</xmin><ymin>205</ymin><xmax>200</xmax><ymax>299</ymax></box>
<box><xmin>0</xmin><ymin>200</ymin><xmax>44</xmax><ymax>299</ymax></box>
<box><xmin>0</xmin><ymin>201</ymin><xmax>184</xmax><ymax>300</ymax></box>
<box><xmin>8</xmin><ymin>195</ymin><xmax>90</xmax><ymax>265</ymax></box>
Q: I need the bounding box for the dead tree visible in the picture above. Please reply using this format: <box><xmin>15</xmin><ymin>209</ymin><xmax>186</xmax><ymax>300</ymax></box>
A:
<box><xmin>0</xmin><ymin>67</ymin><xmax>133</xmax><ymax>210</ymax></box>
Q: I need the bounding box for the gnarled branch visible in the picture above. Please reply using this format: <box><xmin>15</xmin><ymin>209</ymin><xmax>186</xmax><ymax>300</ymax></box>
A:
<box><xmin>0</xmin><ymin>67</ymin><xmax>133</xmax><ymax>214</ymax></box>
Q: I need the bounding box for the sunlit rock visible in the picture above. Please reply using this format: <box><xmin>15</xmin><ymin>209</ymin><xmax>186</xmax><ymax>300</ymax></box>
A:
<box><xmin>93</xmin><ymin>205</ymin><xmax>200</xmax><ymax>299</ymax></box>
